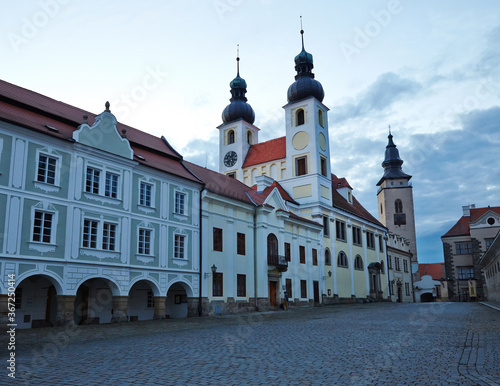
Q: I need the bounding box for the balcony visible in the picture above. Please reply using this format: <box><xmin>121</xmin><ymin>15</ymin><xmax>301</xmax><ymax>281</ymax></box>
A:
<box><xmin>267</xmin><ymin>254</ymin><xmax>288</xmax><ymax>272</ymax></box>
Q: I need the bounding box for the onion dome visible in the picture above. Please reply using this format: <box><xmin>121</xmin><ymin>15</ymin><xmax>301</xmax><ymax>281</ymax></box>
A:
<box><xmin>222</xmin><ymin>55</ymin><xmax>255</xmax><ymax>125</ymax></box>
<box><xmin>377</xmin><ymin>130</ymin><xmax>412</xmax><ymax>186</ymax></box>
<box><xmin>287</xmin><ymin>28</ymin><xmax>324</xmax><ymax>103</ymax></box>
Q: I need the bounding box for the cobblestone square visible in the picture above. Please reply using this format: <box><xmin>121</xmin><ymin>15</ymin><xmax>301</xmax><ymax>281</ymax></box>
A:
<box><xmin>4</xmin><ymin>302</ymin><xmax>500</xmax><ymax>385</ymax></box>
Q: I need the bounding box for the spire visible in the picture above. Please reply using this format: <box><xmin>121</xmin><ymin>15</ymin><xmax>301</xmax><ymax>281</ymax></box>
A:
<box><xmin>287</xmin><ymin>18</ymin><xmax>324</xmax><ymax>103</ymax></box>
<box><xmin>377</xmin><ymin>131</ymin><xmax>412</xmax><ymax>186</ymax></box>
<box><xmin>222</xmin><ymin>47</ymin><xmax>255</xmax><ymax>124</ymax></box>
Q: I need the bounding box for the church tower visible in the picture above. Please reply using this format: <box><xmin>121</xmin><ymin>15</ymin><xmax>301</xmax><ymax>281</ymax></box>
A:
<box><xmin>279</xmin><ymin>27</ymin><xmax>332</xmax><ymax>207</ymax></box>
<box><xmin>217</xmin><ymin>54</ymin><xmax>260</xmax><ymax>180</ymax></box>
<box><xmin>377</xmin><ymin>132</ymin><xmax>419</xmax><ymax>282</ymax></box>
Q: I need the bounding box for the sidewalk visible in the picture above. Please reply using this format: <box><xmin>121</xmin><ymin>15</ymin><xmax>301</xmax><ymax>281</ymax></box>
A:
<box><xmin>479</xmin><ymin>301</ymin><xmax>500</xmax><ymax>312</ymax></box>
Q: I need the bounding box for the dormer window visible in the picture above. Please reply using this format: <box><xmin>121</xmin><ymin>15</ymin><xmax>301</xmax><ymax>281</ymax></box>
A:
<box><xmin>228</xmin><ymin>130</ymin><xmax>235</xmax><ymax>144</ymax></box>
<box><xmin>296</xmin><ymin>109</ymin><xmax>305</xmax><ymax>126</ymax></box>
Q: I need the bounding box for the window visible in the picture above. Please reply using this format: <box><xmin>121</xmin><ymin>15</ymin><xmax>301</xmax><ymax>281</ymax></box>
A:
<box><xmin>83</xmin><ymin>219</ymin><xmax>98</xmax><ymax>248</ymax></box>
<box><xmin>395</xmin><ymin>257</ymin><xmax>401</xmax><ymax>271</ymax></box>
<box><xmin>299</xmin><ymin>245</ymin><xmax>306</xmax><ymax>264</ymax></box>
<box><xmin>15</xmin><ymin>287</ymin><xmax>22</xmax><ymax>310</ymax></box>
<box><xmin>174</xmin><ymin>192</ymin><xmax>186</xmax><ymax>215</ymax></box>
<box><xmin>312</xmin><ymin>249</ymin><xmax>318</xmax><ymax>266</ymax></box>
<box><xmin>300</xmin><ymin>280</ymin><xmax>307</xmax><ymax>298</ymax></box>
<box><xmin>379</xmin><ymin>235</ymin><xmax>384</xmax><ymax>252</ymax></box>
<box><xmin>296</xmin><ymin>109</ymin><xmax>305</xmax><ymax>126</ymax></box>
<box><xmin>366</xmin><ymin>231</ymin><xmax>375</xmax><ymax>249</ymax></box>
<box><xmin>458</xmin><ymin>267</ymin><xmax>474</xmax><ymax>279</ymax></box>
<box><xmin>318</xmin><ymin>109</ymin><xmax>324</xmax><ymax>128</ymax></box>
<box><xmin>174</xmin><ymin>234</ymin><xmax>185</xmax><ymax>259</ymax></box>
<box><xmin>247</xmin><ymin>131</ymin><xmax>253</xmax><ymax>145</ymax></box>
<box><xmin>337</xmin><ymin>251</ymin><xmax>348</xmax><ymax>268</ymax></box>
<box><xmin>485</xmin><ymin>238</ymin><xmax>494</xmax><ymax>250</ymax></box>
<box><xmin>387</xmin><ymin>255</ymin><xmax>392</xmax><ymax>269</ymax></box>
<box><xmin>32</xmin><ymin>210</ymin><xmax>53</xmax><ymax>243</ymax></box>
<box><xmin>213</xmin><ymin>228</ymin><xmax>223</xmax><ymax>251</ymax></box>
<box><xmin>395</xmin><ymin>199</ymin><xmax>403</xmax><ymax>213</ymax></box>
<box><xmin>228</xmin><ymin>130</ymin><xmax>235</xmax><ymax>144</ymax></box>
<box><xmin>284</xmin><ymin>242</ymin><xmax>291</xmax><ymax>262</ymax></box>
<box><xmin>37</xmin><ymin>154</ymin><xmax>57</xmax><ymax>184</ymax></box>
<box><xmin>380</xmin><ymin>203</ymin><xmax>383</xmax><ymax>215</ymax></box>
<box><xmin>352</xmin><ymin>226</ymin><xmax>362</xmax><ymax>246</ymax></box>
<box><xmin>295</xmin><ymin>156</ymin><xmax>307</xmax><ymax>176</ymax></box>
<box><xmin>105</xmin><ymin>172</ymin><xmax>119</xmax><ymax>198</ymax></box>
<box><xmin>380</xmin><ymin>260</ymin><xmax>385</xmax><ymax>274</ymax></box>
<box><xmin>336</xmin><ymin>220</ymin><xmax>346</xmax><ymax>241</ymax></box>
<box><xmin>147</xmin><ymin>290</ymin><xmax>154</xmax><ymax>308</ymax></box>
<box><xmin>267</xmin><ymin>234</ymin><xmax>278</xmax><ymax>258</ymax></box>
<box><xmin>323</xmin><ymin>216</ymin><xmax>330</xmax><ymax>237</ymax></box>
<box><xmin>237</xmin><ymin>233</ymin><xmax>245</xmax><ymax>255</ymax></box>
<box><xmin>85</xmin><ymin>167</ymin><xmax>100</xmax><ymax>194</ymax></box>
<box><xmin>138</xmin><ymin>228</ymin><xmax>152</xmax><ymax>255</ymax></box>
<box><xmin>102</xmin><ymin>222</ymin><xmax>116</xmax><ymax>251</ymax></box>
<box><xmin>403</xmin><ymin>259</ymin><xmax>409</xmax><ymax>273</ymax></box>
<box><xmin>226</xmin><ymin>172</ymin><xmax>236</xmax><ymax>179</ymax></box>
<box><xmin>320</xmin><ymin>156</ymin><xmax>328</xmax><ymax>177</ymax></box>
<box><xmin>354</xmin><ymin>255</ymin><xmax>364</xmax><ymax>270</ymax></box>
<box><xmin>139</xmin><ymin>182</ymin><xmax>153</xmax><ymax>207</ymax></box>
<box><xmin>286</xmin><ymin>278</ymin><xmax>292</xmax><ymax>299</ymax></box>
<box><xmin>405</xmin><ymin>283</ymin><xmax>410</xmax><ymax>296</ymax></box>
<box><xmin>325</xmin><ymin>249</ymin><xmax>331</xmax><ymax>266</ymax></box>
<box><xmin>213</xmin><ymin>272</ymin><xmax>223</xmax><ymax>297</ymax></box>
<box><xmin>237</xmin><ymin>274</ymin><xmax>246</xmax><ymax>297</ymax></box>
<box><xmin>456</xmin><ymin>242</ymin><xmax>471</xmax><ymax>255</ymax></box>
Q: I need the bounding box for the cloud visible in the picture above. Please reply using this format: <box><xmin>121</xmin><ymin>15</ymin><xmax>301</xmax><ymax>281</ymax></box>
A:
<box><xmin>331</xmin><ymin>72</ymin><xmax>423</xmax><ymax>123</ymax></box>
<box><xmin>181</xmin><ymin>137</ymin><xmax>219</xmax><ymax>171</ymax></box>
<box><xmin>475</xmin><ymin>25</ymin><xmax>500</xmax><ymax>77</ymax></box>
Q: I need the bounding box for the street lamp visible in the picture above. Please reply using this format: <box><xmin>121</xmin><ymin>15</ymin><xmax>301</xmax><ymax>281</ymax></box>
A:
<box><xmin>204</xmin><ymin>264</ymin><xmax>217</xmax><ymax>279</ymax></box>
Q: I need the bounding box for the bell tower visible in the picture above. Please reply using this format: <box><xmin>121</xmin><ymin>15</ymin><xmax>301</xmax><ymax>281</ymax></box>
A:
<box><xmin>217</xmin><ymin>51</ymin><xmax>259</xmax><ymax>180</ymax></box>
<box><xmin>377</xmin><ymin>130</ymin><xmax>419</xmax><ymax>282</ymax></box>
<box><xmin>279</xmin><ymin>26</ymin><xmax>332</xmax><ymax>207</ymax></box>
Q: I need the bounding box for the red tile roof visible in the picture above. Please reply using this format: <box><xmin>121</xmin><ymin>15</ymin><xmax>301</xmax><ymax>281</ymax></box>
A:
<box><xmin>442</xmin><ymin>216</ymin><xmax>470</xmax><ymax>238</ymax></box>
<box><xmin>442</xmin><ymin>207</ymin><xmax>500</xmax><ymax>238</ymax></box>
<box><xmin>242</xmin><ymin>136</ymin><xmax>286</xmax><ymax>168</ymax></box>
<box><xmin>0</xmin><ymin>79</ymin><xmax>200</xmax><ymax>183</ymax></box>
<box><xmin>331</xmin><ymin>179</ymin><xmax>384</xmax><ymax>228</ymax></box>
<box><xmin>248</xmin><ymin>181</ymin><xmax>297</xmax><ymax>205</ymax></box>
<box><xmin>419</xmin><ymin>263</ymin><xmax>444</xmax><ymax>280</ymax></box>
<box><xmin>331</xmin><ymin>175</ymin><xmax>353</xmax><ymax>190</ymax></box>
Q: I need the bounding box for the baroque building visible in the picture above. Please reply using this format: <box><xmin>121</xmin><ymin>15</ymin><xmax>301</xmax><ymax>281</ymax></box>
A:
<box><xmin>0</xmin><ymin>80</ymin><xmax>203</xmax><ymax>327</ymax></box>
<box><xmin>442</xmin><ymin>204</ymin><xmax>500</xmax><ymax>301</ymax></box>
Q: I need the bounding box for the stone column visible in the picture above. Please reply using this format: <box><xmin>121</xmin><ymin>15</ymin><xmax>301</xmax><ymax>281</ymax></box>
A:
<box><xmin>56</xmin><ymin>295</ymin><xmax>76</xmax><ymax>326</ymax></box>
<box><xmin>153</xmin><ymin>296</ymin><xmax>166</xmax><ymax>319</ymax></box>
<box><xmin>111</xmin><ymin>296</ymin><xmax>128</xmax><ymax>323</ymax></box>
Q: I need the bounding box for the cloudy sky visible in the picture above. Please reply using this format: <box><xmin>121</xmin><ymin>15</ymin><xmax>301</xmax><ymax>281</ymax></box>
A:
<box><xmin>2</xmin><ymin>1</ymin><xmax>499</xmax><ymax>263</ymax></box>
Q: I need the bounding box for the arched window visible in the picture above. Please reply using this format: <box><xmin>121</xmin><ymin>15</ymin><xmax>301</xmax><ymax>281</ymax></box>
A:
<box><xmin>296</xmin><ymin>109</ymin><xmax>305</xmax><ymax>126</ymax></box>
<box><xmin>325</xmin><ymin>249</ymin><xmax>331</xmax><ymax>266</ymax></box>
<box><xmin>395</xmin><ymin>199</ymin><xmax>403</xmax><ymax>213</ymax></box>
<box><xmin>247</xmin><ymin>131</ymin><xmax>253</xmax><ymax>145</ymax></box>
<box><xmin>267</xmin><ymin>233</ymin><xmax>278</xmax><ymax>258</ymax></box>
<box><xmin>228</xmin><ymin>130</ymin><xmax>235</xmax><ymax>144</ymax></box>
<box><xmin>354</xmin><ymin>255</ymin><xmax>364</xmax><ymax>270</ymax></box>
<box><xmin>337</xmin><ymin>251</ymin><xmax>348</xmax><ymax>268</ymax></box>
<box><xmin>318</xmin><ymin>109</ymin><xmax>324</xmax><ymax>128</ymax></box>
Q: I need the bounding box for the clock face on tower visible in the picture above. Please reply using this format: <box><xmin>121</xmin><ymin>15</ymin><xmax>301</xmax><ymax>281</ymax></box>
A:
<box><xmin>223</xmin><ymin>151</ymin><xmax>238</xmax><ymax>167</ymax></box>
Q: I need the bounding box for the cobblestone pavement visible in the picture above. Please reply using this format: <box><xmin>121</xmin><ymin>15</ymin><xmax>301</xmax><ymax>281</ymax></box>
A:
<box><xmin>2</xmin><ymin>302</ymin><xmax>499</xmax><ymax>385</ymax></box>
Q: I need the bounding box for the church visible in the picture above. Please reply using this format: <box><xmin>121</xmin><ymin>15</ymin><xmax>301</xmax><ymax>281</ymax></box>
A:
<box><xmin>0</xmin><ymin>29</ymin><xmax>420</xmax><ymax>327</ymax></box>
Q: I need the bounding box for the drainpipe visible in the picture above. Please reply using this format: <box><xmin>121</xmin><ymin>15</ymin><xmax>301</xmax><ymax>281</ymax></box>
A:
<box><xmin>198</xmin><ymin>187</ymin><xmax>204</xmax><ymax>316</ymax></box>
<box><xmin>254</xmin><ymin>209</ymin><xmax>258</xmax><ymax>311</ymax></box>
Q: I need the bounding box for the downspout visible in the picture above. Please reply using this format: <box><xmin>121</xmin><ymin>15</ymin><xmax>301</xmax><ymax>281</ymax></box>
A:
<box><xmin>198</xmin><ymin>187</ymin><xmax>204</xmax><ymax>316</ymax></box>
<box><xmin>254</xmin><ymin>209</ymin><xmax>258</xmax><ymax>311</ymax></box>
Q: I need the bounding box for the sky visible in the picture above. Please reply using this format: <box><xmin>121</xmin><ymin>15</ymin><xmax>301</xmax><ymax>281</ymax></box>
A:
<box><xmin>1</xmin><ymin>0</ymin><xmax>499</xmax><ymax>263</ymax></box>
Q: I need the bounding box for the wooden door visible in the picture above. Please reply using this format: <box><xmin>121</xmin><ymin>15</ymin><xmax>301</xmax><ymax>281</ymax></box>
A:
<box><xmin>269</xmin><ymin>281</ymin><xmax>277</xmax><ymax>306</ymax></box>
<box><xmin>313</xmin><ymin>281</ymin><xmax>320</xmax><ymax>304</ymax></box>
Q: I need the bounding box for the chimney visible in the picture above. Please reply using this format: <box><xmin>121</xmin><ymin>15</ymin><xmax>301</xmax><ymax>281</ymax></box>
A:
<box><xmin>462</xmin><ymin>204</ymin><xmax>475</xmax><ymax>217</ymax></box>
<box><xmin>255</xmin><ymin>175</ymin><xmax>274</xmax><ymax>193</ymax></box>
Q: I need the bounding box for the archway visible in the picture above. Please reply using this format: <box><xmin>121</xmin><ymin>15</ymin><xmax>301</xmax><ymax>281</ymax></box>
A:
<box><xmin>128</xmin><ymin>280</ymin><xmax>157</xmax><ymax>321</ymax></box>
<box><xmin>15</xmin><ymin>275</ymin><xmax>60</xmax><ymax>329</ymax></box>
<box><xmin>74</xmin><ymin>278</ymin><xmax>116</xmax><ymax>325</ymax></box>
<box><xmin>165</xmin><ymin>282</ymin><xmax>191</xmax><ymax>319</ymax></box>
<box><xmin>420</xmin><ymin>292</ymin><xmax>434</xmax><ymax>302</ymax></box>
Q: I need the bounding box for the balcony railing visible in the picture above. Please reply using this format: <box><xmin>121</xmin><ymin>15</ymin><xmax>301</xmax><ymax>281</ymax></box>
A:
<box><xmin>267</xmin><ymin>254</ymin><xmax>288</xmax><ymax>271</ymax></box>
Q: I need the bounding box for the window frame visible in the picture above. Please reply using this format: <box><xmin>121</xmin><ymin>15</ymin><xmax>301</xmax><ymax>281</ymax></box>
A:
<box><xmin>32</xmin><ymin>209</ymin><xmax>55</xmax><ymax>244</ymax></box>
<box><xmin>320</xmin><ymin>156</ymin><xmax>328</xmax><ymax>177</ymax></box>
<box><xmin>237</xmin><ymin>274</ymin><xmax>246</xmax><ymax>297</ymax></box>
<box><xmin>366</xmin><ymin>231</ymin><xmax>375</xmax><ymax>249</ymax></box>
<box><xmin>312</xmin><ymin>248</ymin><xmax>318</xmax><ymax>266</ymax></box>
<box><xmin>284</xmin><ymin>242</ymin><xmax>291</xmax><ymax>262</ymax></box>
<box><xmin>352</xmin><ymin>226</ymin><xmax>362</xmax><ymax>246</ymax></box>
<box><xmin>336</xmin><ymin>220</ymin><xmax>346</xmax><ymax>241</ymax></box>
<box><xmin>82</xmin><ymin>218</ymin><xmax>119</xmax><ymax>251</ymax></box>
<box><xmin>138</xmin><ymin>227</ymin><xmax>153</xmax><ymax>255</ymax></box>
<box><xmin>36</xmin><ymin>152</ymin><xmax>59</xmax><ymax>186</ymax></box>
<box><xmin>296</xmin><ymin>108</ymin><xmax>305</xmax><ymax>126</ymax></box>
<box><xmin>237</xmin><ymin>232</ymin><xmax>246</xmax><ymax>255</ymax></box>
<box><xmin>295</xmin><ymin>156</ymin><xmax>308</xmax><ymax>176</ymax></box>
<box><xmin>323</xmin><ymin>216</ymin><xmax>330</xmax><ymax>237</ymax></box>
<box><xmin>174</xmin><ymin>191</ymin><xmax>187</xmax><ymax>215</ymax></box>
<box><xmin>354</xmin><ymin>255</ymin><xmax>364</xmax><ymax>271</ymax></box>
<box><xmin>337</xmin><ymin>251</ymin><xmax>348</xmax><ymax>268</ymax></box>
<box><xmin>174</xmin><ymin>234</ymin><xmax>186</xmax><ymax>259</ymax></box>
<box><xmin>325</xmin><ymin>248</ymin><xmax>331</xmax><ymax>266</ymax></box>
<box><xmin>213</xmin><ymin>227</ymin><xmax>223</xmax><ymax>252</ymax></box>
<box><xmin>139</xmin><ymin>181</ymin><xmax>154</xmax><ymax>207</ymax></box>
<box><xmin>300</xmin><ymin>280</ymin><xmax>307</xmax><ymax>299</ymax></box>
<box><xmin>299</xmin><ymin>245</ymin><xmax>306</xmax><ymax>264</ymax></box>
<box><xmin>213</xmin><ymin>272</ymin><xmax>223</xmax><ymax>297</ymax></box>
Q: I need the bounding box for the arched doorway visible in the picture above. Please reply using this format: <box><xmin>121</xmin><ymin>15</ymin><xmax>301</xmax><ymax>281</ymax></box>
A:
<box><xmin>128</xmin><ymin>280</ymin><xmax>157</xmax><ymax>321</ymax></box>
<box><xmin>397</xmin><ymin>286</ymin><xmax>402</xmax><ymax>303</ymax></box>
<box><xmin>420</xmin><ymin>292</ymin><xmax>434</xmax><ymax>302</ymax></box>
<box><xmin>165</xmin><ymin>283</ymin><xmax>190</xmax><ymax>319</ymax></box>
<box><xmin>74</xmin><ymin>278</ymin><xmax>115</xmax><ymax>325</ymax></box>
<box><xmin>15</xmin><ymin>275</ymin><xmax>60</xmax><ymax>329</ymax></box>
